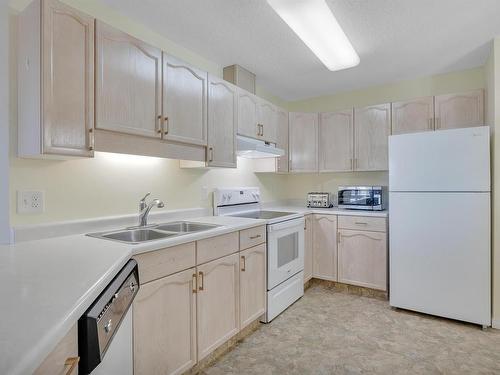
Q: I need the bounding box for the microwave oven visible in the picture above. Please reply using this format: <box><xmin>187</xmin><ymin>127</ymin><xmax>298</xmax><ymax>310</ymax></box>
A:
<box><xmin>337</xmin><ymin>186</ymin><xmax>387</xmax><ymax>211</ymax></box>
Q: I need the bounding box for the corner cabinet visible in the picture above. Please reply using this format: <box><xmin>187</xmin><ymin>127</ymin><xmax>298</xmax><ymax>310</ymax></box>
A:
<box><xmin>289</xmin><ymin>112</ymin><xmax>319</xmax><ymax>173</ymax></box>
<box><xmin>95</xmin><ymin>21</ymin><xmax>162</xmax><ymax>138</ymax></box>
<box><xmin>434</xmin><ymin>89</ymin><xmax>484</xmax><ymax>130</ymax></box>
<box><xmin>240</xmin><ymin>244</ymin><xmax>266</xmax><ymax>328</ymax></box>
<box><xmin>163</xmin><ymin>54</ymin><xmax>208</xmax><ymax>146</ymax></box>
<box><xmin>391</xmin><ymin>96</ymin><xmax>434</xmax><ymax>135</ymax></box>
<box><xmin>354</xmin><ymin>103</ymin><xmax>391</xmax><ymax>171</ymax></box>
<box><xmin>207</xmin><ymin>76</ymin><xmax>237</xmax><ymax>167</ymax></box>
<box><xmin>319</xmin><ymin>110</ymin><xmax>354</xmax><ymax>172</ymax></box>
<box><xmin>237</xmin><ymin>89</ymin><xmax>260</xmax><ymax>140</ymax></box>
<box><xmin>18</xmin><ymin>0</ymin><xmax>95</xmax><ymax>158</ymax></box>
<box><xmin>312</xmin><ymin>214</ymin><xmax>338</xmax><ymax>281</ymax></box>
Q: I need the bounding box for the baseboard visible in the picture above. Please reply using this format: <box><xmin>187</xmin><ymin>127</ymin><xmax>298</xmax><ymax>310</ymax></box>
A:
<box><xmin>309</xmin><ymin>278</ymin><xmax>389</xmax><ymax>301</ymax></box>
<box><xmin>491</xmin><ymin>318</ymin><xmax>500</xmax><ymax>329</ymax></box>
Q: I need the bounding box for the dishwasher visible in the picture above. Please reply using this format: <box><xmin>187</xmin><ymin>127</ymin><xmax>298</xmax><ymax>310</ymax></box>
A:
<box><xmin>78</xmin><ymin>259</ymin><xmax>139</xmax><ymax>375</ymax></box>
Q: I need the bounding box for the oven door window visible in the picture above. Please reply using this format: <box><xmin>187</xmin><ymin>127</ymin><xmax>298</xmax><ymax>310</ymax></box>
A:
<box><xmin>277</xmin><ymin>232</ymin><xmax>299</xmax><ymax>268</ymax></box>
<box><xmin>339</xmin><ymin>189</ymin><xmax>373</xmax><ymax>206</ymax></box>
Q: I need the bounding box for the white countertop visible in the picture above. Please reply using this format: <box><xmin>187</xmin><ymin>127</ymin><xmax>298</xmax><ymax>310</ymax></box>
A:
<box><xmin>0</xmin><ymin>215</ymin><xmax>265</xmax><ymax>375</ymax></box>
<box><xmin>263</xmin><ymin>204</ymin><xmax>388</xmax><ymax>218</ymax></box>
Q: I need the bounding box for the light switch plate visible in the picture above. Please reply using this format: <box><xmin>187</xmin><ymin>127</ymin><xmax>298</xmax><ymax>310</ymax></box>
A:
<box><xmin>17</xmin><ymin>190</ymin><xmax>44</xmax><ymax>214</ymax></box>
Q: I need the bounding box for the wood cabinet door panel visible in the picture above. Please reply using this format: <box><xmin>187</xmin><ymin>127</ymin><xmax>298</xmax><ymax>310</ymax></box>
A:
<box><xmin>319</xmin><ymin>110</ymin><xmax>353</xmax><ymax>172</ymax></box>
<box><xmin>207</xmin><ymin>76</ymin><xmax>237</xmax><ymax>167</ymax></box>
<box><xmin>238</xmin><ymin>90</ymin><xmax>259</xmax><ymax>139</ymax></box>
<box><xmin>96</xmin><ymin>22</ymin><xmax>162</xmax><ymax>138</ymax></box>
<box><xmin>34</xmin><ymin>324</ymin><xmax>78</xmax><ymax>375</ymax></box>
<box><xmin>434</xmin><ymin>89</ymin><xmax>484</xmax><ymax>130</ymax></box>
<box><xmin>240</xmin><ymin>244</ymin><xmax>266</xmax><ymax>328</ymax></box>
<box><xmin>257</xmin><ymin>99</ymin><xmax>277</xmax><ymax>143</ymax></box>
<box><xmin>197</xmin><ymin>253</ymin><xmax>240</xmax><ymax>360</ymax></box>
<box><xmin>276</xmin><ymin>108</ymin><xmax>289</xmax><ymax>173</ymax></box>
<box><xmin>392</xmin><ymin>97</ymin><xmax>434</xmax><ymax>135</ymax></box>
<box><xmin>354</xmin><ymin>103</ymin><xmax>391</xmax><ymax>171</ymax></box>
<box><xmin>338</xmin><ymin>230</ymin><xmax>387</xmax><ymax>291</ymax></box>
<box><xmin>133</xmin><ymin>268</ymin><xmax>197</xmax><ymax>375</ymax></box>
<box><xmin>163</xmin><ymin>54</ymin><xmax>208</xmax><ymax>145</ymax></box>
<box><xmin>312</xmin><ymin>214</ymin><xmax>337</xmax><ymax>281</ymax></box>
<box><xmin>304</xmin><ymin>214</ymin><xmax>313</xmax><ymax>282</ymax></box>
<box><xmin>289</xmin><ymin>112</ymin><xmax>318</xmax><ymax>172</ymax></box>
<box><xmin>42</xmin><ymin>0</ymin><xmax>94</xmax><ymax>157</ymax></box>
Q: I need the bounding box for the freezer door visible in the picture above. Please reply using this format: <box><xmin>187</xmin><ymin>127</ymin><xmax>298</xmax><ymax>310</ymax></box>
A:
<box><xmin>389</xmin><ymin>192</ymin><xmax>491</xmax><ymax>325</ymax></box>
<box><xmin>389</xmin><ymin>126</ymin><xmax>490</xmax><ymax>192</ymax></box>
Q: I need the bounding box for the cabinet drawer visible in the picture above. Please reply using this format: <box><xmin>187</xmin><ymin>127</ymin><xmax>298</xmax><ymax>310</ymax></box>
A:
<box><xmin>134</xmin><ymin>242</ymin><xmax>196</xmax><ymax>284</ymax></box>
<box><xmin>34</xmin><ymin>324</ymin><xmax>79</xmax><ymax>375</ymax></box>
<box><xmin>338</xmin><ymin>215</ymin><xmax>386</xmax><ymax>232</ymax></box>
<box><xmin>239</xmin><ymin>225</ymin><xmax>266</xmax><ymax>250</ymax></box>
<box><xmin>197</xmin><ymin>232</ymin><xmax>239</xmax><ymax>264</ymax></box>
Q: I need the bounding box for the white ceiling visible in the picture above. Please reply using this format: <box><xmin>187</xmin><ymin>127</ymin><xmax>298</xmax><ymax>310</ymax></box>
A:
<box><xmin>100</xmin><ymin>0</ymin><xmax>500</xmax><ymax>101</ymax></box>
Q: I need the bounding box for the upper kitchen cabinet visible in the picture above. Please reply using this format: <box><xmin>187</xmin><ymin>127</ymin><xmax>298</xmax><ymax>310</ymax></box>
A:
<box><xmin>392</xmin><ymin>96</ymin><xmax>434</xmax><ymax>135</ymax></box>
<box><xmin>95</xmin><ymin>21</ymin><xmax>162</xmax><ymax>138</ymax></box>
<box><xmin>354</xmin><ymin>103</ymin><xmax>391</xmax><ymax>171</ymax></box>
<box><xmin>319</xmin><ymin>110</ymin><xmax>354</xmax><ymax>172</ymax></box>
<box><xmin>434</xmin><ymin>89</ymin><xmax>484</xmax><ymax>130</ymax></box>
<box><xmin>237</xmin><ymin>89</ymin><xmax>260</xmax><ymax>139</ymax></box>
<box><xmin>163</xmin><ymin>54</ymin><xmax>208</xmax><ymax>146</ymax></box>
<box><xmin>276</xmin><ymin>108</ymin><xmax>289</xmax><ymax>173</ymax></box>
<box><xmin>257</xmin><ymin>99</ymin><xmax>277</xmax><ymax>143</ymax></box>
<box><xmin>207</xmin><ymin>75</ymin><xmax>237</xmax><ymax>168</ymax></box>
<box><xmin>289</xmin><ymin>112</ymin><xmax>319</xmax><ymax>173</ymax></box>
<box><xmin>18</xmin><ymin>0</ymin><xmax>95</xmax><ymax>158</ymax></box>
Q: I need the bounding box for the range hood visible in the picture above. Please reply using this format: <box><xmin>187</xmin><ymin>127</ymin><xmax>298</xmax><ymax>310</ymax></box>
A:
<box><xmin>237</xmin><ymin>135</ymin><xmax>285</xmax><ymax>158</ymax></box>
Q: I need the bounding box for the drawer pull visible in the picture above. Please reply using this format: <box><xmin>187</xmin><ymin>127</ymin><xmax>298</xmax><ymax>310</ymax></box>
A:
<box><xmin>354</xmin><ymin>222</ymin><xmax>368</xmax><ymax>225</ymax></box>
<box><xmin>249</xmin><ymin>234</ymin><xmax>261</xmax><ymax>240</ymax></box>
<box><xmin>241</xmin><ymin>255</ymin><xmax>246</xmax><ymax>271</ymax></box>
<box><xmin>192</xmin><ymin>273</ymin><xmax>197</xmax><ymax>293</ymax></box>
<box><xmin>198</xmin><ymin>271</ymin><xmax>204</xmax><ymax>291</ymax></box>
<box><xmin>64</xmin><ymin>357</ymin><xmax>80</xmax><ymax>375</ymax></box>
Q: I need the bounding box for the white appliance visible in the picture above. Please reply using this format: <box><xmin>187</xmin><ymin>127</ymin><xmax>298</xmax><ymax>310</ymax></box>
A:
<box><xmin>237</xmin><ymin>135</ymin><xmax>285</xmax><ymax>158</ymax></box>
<box><xmin>213</xmin><ymin>187</ymin><xmax>304</xmax><ymax>322</ymax></box>
<box><xmin>389</xmin><ymin>126</ymin><xmax>491</xmax><ymax>327</ymax></box>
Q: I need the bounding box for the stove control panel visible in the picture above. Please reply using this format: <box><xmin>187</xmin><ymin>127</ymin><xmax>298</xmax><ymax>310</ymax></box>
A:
<box><xmin>214</xmin><ymin>187</ymin><xmax>261</xmax><ymax>207</ymax></box>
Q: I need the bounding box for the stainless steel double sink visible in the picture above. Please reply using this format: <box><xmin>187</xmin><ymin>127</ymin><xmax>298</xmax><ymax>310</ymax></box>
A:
<box><xmin>87</xmin><ymin>221</ymin><xmax>220</xmax><ymax>244</ymax></box>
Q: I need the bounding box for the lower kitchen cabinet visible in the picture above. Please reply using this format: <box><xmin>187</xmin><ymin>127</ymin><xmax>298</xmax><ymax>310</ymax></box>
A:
<box><xmin>303</xmin><ymin>214</ymin><xmax>313</xmax><ymax>282</ymax></box>
<box><xmin>197</xmin><ymin>253</ymin><xmax>240</xmax><ymax>360</ymax></box>
<box><xmin>312</xmin><ymin>214</ymin><xmax>338</xmax><ymax>281</ymax></box>
<box><xmin>34</xmin><ymin>324</ymin><xmax>79</xmax><ymax>375</ymax></box>
<box><xmin>239</xmin><ymin>244</ymin><xmax>266</xmax><ymax>328</ymax></box>
<box><xmin>133</xmin><ymin>268</ymin><xmax>197</xmax><ymax>375</ymax></box>
<box><xmin>337</xmin><ymin>229</ymin><xmax>387</xmax><ymax>291</ymax></box>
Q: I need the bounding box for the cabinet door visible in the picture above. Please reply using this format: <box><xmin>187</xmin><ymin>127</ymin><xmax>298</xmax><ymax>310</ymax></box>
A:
<box><xmin>197</xmin><ymin>253</ymin><xmax>239</xmax><ymax>360</ymax></box>
<box><xmin>276</xmin><ymin>107</ymin><xmax>289</xmax><ymax>173</ymax></box>
<box><xmin>134</xmin><ymin>268</ymin><xmax>197</xmax><ymax>375</ymax></box>
<box><xmin>312</xmin><ymin>214</ymin><xmax>338</xmax><ymax>281</ymax></box>
<box><xmin>392</xmin><ymin>97</ymin><xmax>434</xmax><ymax>135</ymax></box>
<box><xmin>319</xmin><ymin>110</ymin><xmax>353</xmax><ymax>172</ymax></box>
<box><xmin>238</xmin><ymin>89</ymin><xmax>259</xmax><ymax>139</ymax></box>
<box><xmin>163</xmin><ymin>54</ymin><xmax>208</xmax><ymax>146</ymax></box>
<box><xmin>354</xmin><ymin>103</ymin><xmax>391</xmax><ymax>171</ymax></box>
<box><xmin>338</xmin><ymin>229</ymin><xmax>387</xmax><ymax>291</ymax></box>
<box><xmin>240</xmin><ymin>244</ymin><xmax>266</xmax><ymax>329</ymax></box>
<box><xmin>289</xmin><ymin>112</ymin><xmax>319</xmax><ymax>172</ymax></box>
<box><xmin>434</xmin><ymin>89</ymin><xmax>484</xmax><ymax>130</ymax></box>
<box><xmin>96</xmin><ymin>21</ymin><xmax>162</xmax><ymax>138</ymax></box>
<box><xmin>207</xmin><ymin>76</ymin><xmax>237</xmax><ymax>167</ymax></box>
<box><xmin>257</xmin><ymin>99</ymin><xmax>277</xmax><ymax>143</ymax></box>
<box><xmin>303</xmin><ymin>214</ymin><xmax>313</xmax><ymax>283</ymax></box>
<box><xmin>34</xmin><ymin>324</ymin><xmax>79</xmax><ymax>375</ymax></box>
<box><xmin>42</xmin><ymin>0</ymin><xmax>94</xmax><ymax>157</ymax></box>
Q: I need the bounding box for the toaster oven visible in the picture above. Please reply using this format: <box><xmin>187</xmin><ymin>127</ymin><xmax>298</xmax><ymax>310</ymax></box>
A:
<box><xmin>307</xmin><ymin>192</ymin><xmax>334</xmax><ymax>208</ymax></box>
<box><xmin>337</xmin><ymin>186</ymin><xmax>387</xmax><ymax>211</ymax></box>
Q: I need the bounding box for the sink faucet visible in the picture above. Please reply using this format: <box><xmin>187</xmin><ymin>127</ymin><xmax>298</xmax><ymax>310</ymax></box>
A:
<box><xmin>138</xmin><ymin>193</ymin><xmax>165</xmax><ymax>227</ymax></box>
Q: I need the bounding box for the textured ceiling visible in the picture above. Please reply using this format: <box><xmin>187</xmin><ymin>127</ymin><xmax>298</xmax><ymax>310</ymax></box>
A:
<box><xmin>100</xmin><ymin>0</ymin><xmax>500</xmax><ymax>101</ymax></box>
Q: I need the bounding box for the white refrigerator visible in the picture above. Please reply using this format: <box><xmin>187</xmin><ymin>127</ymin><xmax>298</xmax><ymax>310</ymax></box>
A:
<box><xmin>389</xmin><ymin>126</ymin><xmax>491</xmax><ymax>326</ymax></box>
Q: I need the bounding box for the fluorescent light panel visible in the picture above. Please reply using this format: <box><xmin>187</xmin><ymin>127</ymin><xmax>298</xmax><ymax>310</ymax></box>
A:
<box><xmin>267</xmin><ymin>0</ymin><xmax>360</xmax><ymax>71</ymax></box>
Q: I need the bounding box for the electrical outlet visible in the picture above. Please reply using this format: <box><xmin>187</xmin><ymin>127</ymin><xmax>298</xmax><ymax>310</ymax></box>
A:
<box><xmin>17</xmin><ymin>190</ymin><xmax>44</xmax><ymax>214</ymax></box>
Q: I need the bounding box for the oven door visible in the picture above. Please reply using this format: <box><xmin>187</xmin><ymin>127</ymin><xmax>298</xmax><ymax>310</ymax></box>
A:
<box><xmin>267</xmin><ymin>217</ymin><xmax>305</xmax><ymax>290</ymax></box>
<box><xmin>338</xmin><ymin>187</ymin><xmax>374</xmax><ymax>210</ymax></box>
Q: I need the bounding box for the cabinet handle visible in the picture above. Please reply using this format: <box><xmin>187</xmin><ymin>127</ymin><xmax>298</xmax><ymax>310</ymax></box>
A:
<box><xmin>192</xmin><ymin>273</ymin><xmax>197</xmax><ymax>293</ymax></box>
<box><xmin>241</xmin><ymin>255</ymin><xmax>246</xmax><ymax>271</ymax></box>
<box><xmin>249</xmin><ymin>234</ymin><xmax>261</xmax><ymax>240</ymax></box>
<box><xmin>198</xmin><ymin>271</ymin><xmax>204</xmax><ymax>291</ymax></box>
<box><xmin>164</xmin><ymin>116</ymin><xmax>169</xmax><ymax>135</ymax></box>
<box><xmin>304</xmin><ymin>220</ymin><xmax>307</xmax><ymax>230</ymax></box>
<box><xmin>156</xmin><ymin>115</ymin><xmax>162</xmax><ymax>134</ymax></box>
<box><xmin>208</xmin><ymin>147</ymin><xmax>214</xmax><ymax>162</ymax></box>
<box><xmin>355</xmin><ymin>222</ymin><xmax>368</xmax><ymax>225</ymax></box>
<box><xmin>261</xmin><ymin>124</ymin><xmax>264</xmax><ymax>137</ymax></box>
<box><xmin>64</xmin><ymin>357</ymin><xmax>80</xmax><ymax>375</ymax></box>
<box><xmin>88</xmin><ymin>128</ymin><xmax>94</xmax><ymax>151</ymax></box>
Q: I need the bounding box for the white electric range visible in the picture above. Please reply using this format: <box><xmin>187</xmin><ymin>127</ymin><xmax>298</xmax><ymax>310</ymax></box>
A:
<box><xmin>214</xmin><ymin>187</ymin><xmax>304</xmax><ymax>322</ymax></box>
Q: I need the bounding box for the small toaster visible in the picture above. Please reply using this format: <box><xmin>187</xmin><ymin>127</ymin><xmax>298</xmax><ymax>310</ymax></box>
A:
<box><xmin>307</xmin><ymin>192</ymin><xmax>334</xmax><ymax>208</ymax></box>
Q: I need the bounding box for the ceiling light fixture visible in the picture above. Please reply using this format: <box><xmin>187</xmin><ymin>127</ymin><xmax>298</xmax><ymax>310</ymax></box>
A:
<box><xmin>267</xmin><ymin>0</ymin><xmax>360</xmax><ymax>71</ymax></box>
